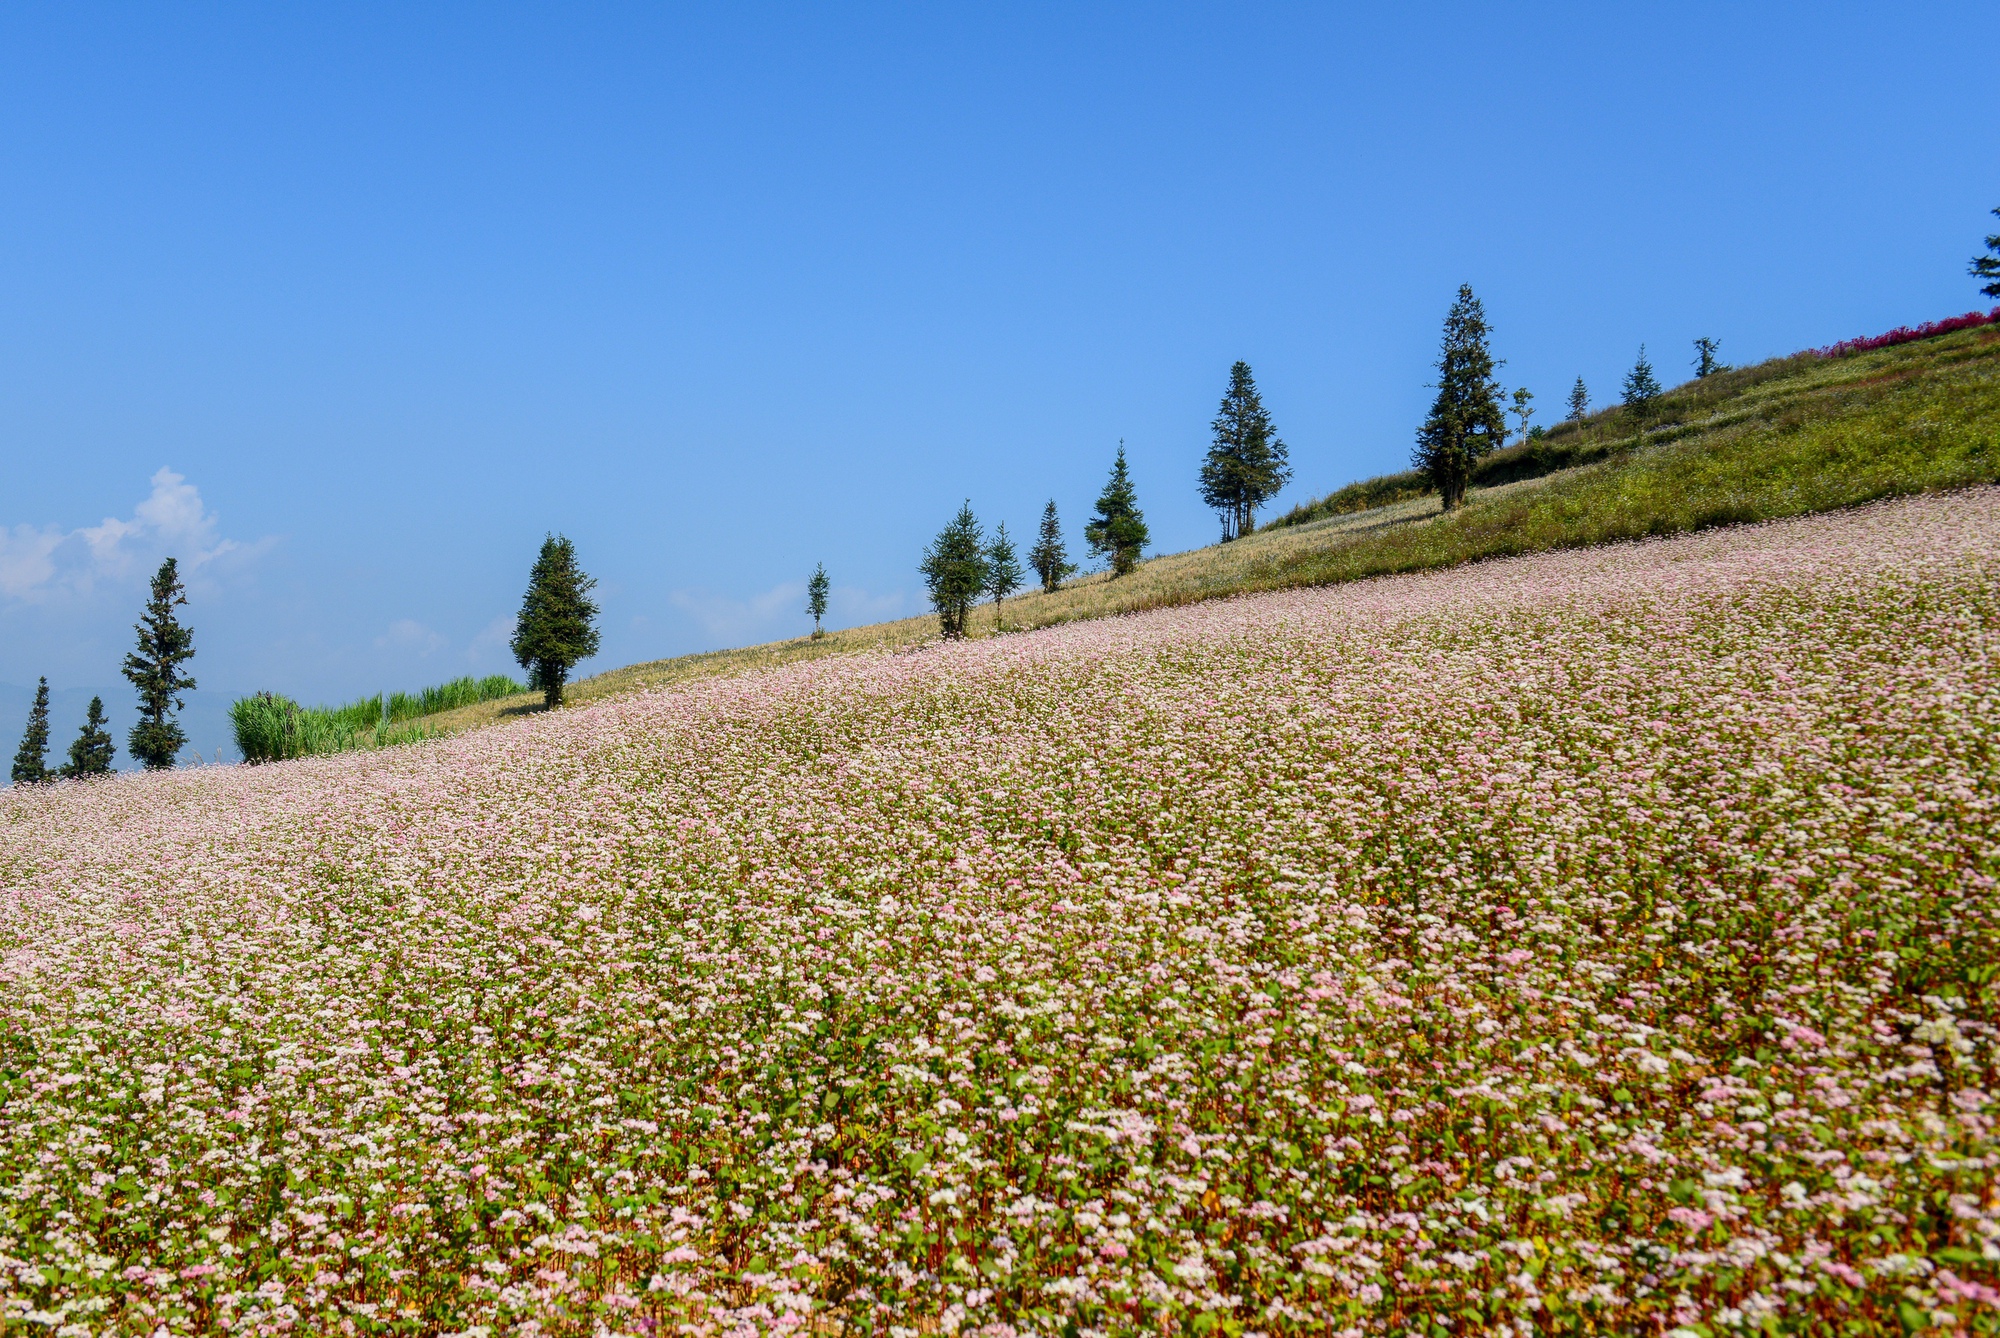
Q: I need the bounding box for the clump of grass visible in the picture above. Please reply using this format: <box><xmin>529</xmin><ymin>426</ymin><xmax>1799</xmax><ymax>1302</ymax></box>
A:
<box><xmin>231</xmin><ymin>674</ymin><xmax>528</xmax><ymax>763</ymax></box>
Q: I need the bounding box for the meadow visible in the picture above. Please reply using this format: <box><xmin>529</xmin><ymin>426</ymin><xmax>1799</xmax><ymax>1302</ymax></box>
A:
<box><xmin>2</xmin><ymin>488</ymin><xmax>1995</xmax><ymax>1335</ymax></box>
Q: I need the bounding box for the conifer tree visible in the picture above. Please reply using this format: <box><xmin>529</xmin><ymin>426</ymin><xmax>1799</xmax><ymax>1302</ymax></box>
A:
<box><xmin>1971</xmin><ymin>207</ymin><xmax>2000</xmax><ymax>299</ymax></box>
<box><xmin>1028</xmin><ymin>500</ymin><xmax>1075</xmax><ymax>594</ymax></box>
<box><xmin>806</xmin><ymin>563</ymin><xmax>830</xmax><ymax>638</ymax></box>
<box><xmin>1412</xmin><ymin>285</ymin><xmax>1507</xmax><ymax>510</ymax></box>
<box><xmin>1511</xmin><ymin>387</ymin><xmax>1535</xmax><ymax>445</ymax></box>
<box><xmin>123</xmin><ymin>557</ymin><xmax>196</xmax><ymax>770</ymax></box>
<box><xmin>1693</xmin><ymin>336</ymin><xmax>1730</xmax><ymax>378</ymax></box>
<box><xmin>1622</xmin><ymin>345</ymin><xmax>1662</xmax><ymax>424</ymax></box>
<box><xmin>919</xmin><ymin>501</ymin><xmax>988</xmax><ymax>639</ymax></box>
<box><xmin>1199</xmin><ymin>362</ymin><xmax>1291</xmax><ymax>540</ymax></box>
<box><xmin>1085</xmin><ymin>442</ymin><xmax>1149</xmax><ymax>576</ymax></box>
<box><xmin>1567</xmin><ymin>377</ymin><xmax>1590</xmax><ymax>423</ymax></box>
<box><xmin>986</xmin><ymin>523</ymin><xmax>1023</xmax><ymax>628</ymax></box>
<box><xmin>11</xmin><ymin>677</ymin><xmax>51</xmax><ymax>786</ymax></box>
<box><xmin>510</xmin><ymin>534</ymin><xmax>601</xmax><ymax>708</ymax></box>
<box><xmin>60</xmin><ymin>697</ymin><xmax>115</xmax><ymax>779</ymax></box>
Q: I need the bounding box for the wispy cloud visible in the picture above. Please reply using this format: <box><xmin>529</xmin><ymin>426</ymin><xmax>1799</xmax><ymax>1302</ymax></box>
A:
<box><xmin>0</xmin><ymin>468</ymin><xmax>266</xmax><ymax>603</ymax></box>
<box><xmin>666</xmin><ymin>580</ymin><xmax>914</xmax><ymax>644</ymax></box>
<box><xmin>467</xmin><ymin>614</ymin><xmax>516</xmax><ymax>663</ymax></box>
<box><xmin>375</xmin><ymin>618</ymin><xmax>446</xmax><ymax>656</ymax></box>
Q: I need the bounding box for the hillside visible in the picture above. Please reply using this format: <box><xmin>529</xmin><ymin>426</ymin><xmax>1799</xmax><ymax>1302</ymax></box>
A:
<box><xmin>424</xmin><ymin>318</ymin><xmax>1999</xmax><ymax>738</ymax></box>
<box><xmin>4</xmin><ymin>489</ymin><xmax>1996</xmax><ymax>1333</ymax></box>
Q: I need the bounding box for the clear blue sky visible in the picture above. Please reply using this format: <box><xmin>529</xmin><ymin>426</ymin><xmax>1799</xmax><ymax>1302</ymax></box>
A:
<box><xmin>4</xmin><ymin>3</ymin><xmax>1994</xmax><ymax>764</ymax></box>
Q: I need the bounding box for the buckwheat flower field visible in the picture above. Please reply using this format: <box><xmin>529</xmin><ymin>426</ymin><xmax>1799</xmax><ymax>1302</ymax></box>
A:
<box><xmin>5</xmin><ymin>492</ymin><xmax>1999</xmax><ymax>1338</ymax></box>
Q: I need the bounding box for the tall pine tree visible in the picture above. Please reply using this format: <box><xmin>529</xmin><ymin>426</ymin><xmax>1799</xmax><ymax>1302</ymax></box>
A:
<box><xmin>510</xmin><ymin>534</ymin><xmax>601</xmax><ymax>708</ymax></box>
<box><xmin>919</xmin><ymin>501</ymin><xmax>988</xmax><ymax>639</ymax></box>
<box><xmin>1971</xmin><ymin>207</ymin><xmax>2000</xmax><ymax>300</ymax></box>
<box><xmin>60</xmin><ymin>697</ymin><xmax>116</xmax><ymax>778</ymax></box>
<box><xmin>1412</xmin><ymin>285</ymin><xmax>1507</xmax><ymax>510</ymax></box>
<box><xmin>1693</xmin><ymin>337</ymin><xmax>1729</xmax><ymax>378</ymax></box>
<box><xmin>11</xmin><ymin>677</ymin><xmax>51</xmax><ymax>786</ymax></box>
<box><xmin>985</xmin><ymin>522</ymin><xmax>1023</xmax><ymax>629</ymax></box>
<box><xmin>1085</xmin><ymin>442</ymin><xmax>1149</xmax><ymax>576</ymax></box>
<box><xmin>806</xmin><ymin>563</ymin><xmax>830</xmax><ymax>638</ymax></box>
<box><xmin>1199</xmin><ymin>362</ymin><xmax>1291</xmax><ymax>540</ymax></box>
<box><xmin>1622</xmin><ymin>345</ymin><xmax>1662</xmax><ymax>424</ymax></box>
<box><xmin>1028</xmin><ymin>500</ymin><xmax>1075</xmax><ymax>593</ymax></box>
<box><xmin>123</xmin><ymin>558</ymin><xmax>196</xmax><ymax>770</ymax></box>
<box><xmin>1567</xmin><ymin>377</ymin><xmax>1590</xmax><ymax>423</ymax></box>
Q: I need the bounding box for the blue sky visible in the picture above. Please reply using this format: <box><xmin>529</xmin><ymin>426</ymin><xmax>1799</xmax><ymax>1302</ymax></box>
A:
<box><xmin>4</xmin><ymin>3</ymin><xmax>1995</xmax><ymax>764</ymax></box>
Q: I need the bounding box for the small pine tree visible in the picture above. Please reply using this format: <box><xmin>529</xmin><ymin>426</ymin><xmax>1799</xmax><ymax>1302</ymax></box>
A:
<box><xmin>1085</xmin><ymin>442</ymin><xmax>1149</xmax><ymax>576</ymax></box>
<box><xmin>510</xmin><ymin>534</ymin><xmax>601</xmax><ymax>708</ymax></box>
<box><xmin>123</xmin><ymin>557</ymin><xmax>196</xmax><ymax>770</ymax></box>
<box><xmin>919</xmin><ymin>501</ymin><xmax>988</xmax><ymax>639</ymax></box>
<box><xmin>1199</xmin><ymin>362</ymin><xmax>1291</xmax><ymax>540</ymax></box>
<box><xmin>1412</xmin><ymin>285</ymin><xmax>1507</xmax><ymax>511</ymax></box>
<box><xmin>1510</xmin><ymin>387</ymin><xmax>1535</xmax><ymax>445</ymax></box>
<box><xmin>1622</xmin><ymin>345</ymin><xmax>1662</xmax><ymax>424</ymax></box>
<box><xmin>60</xmin><ymin>696</ymin><xmax>116</xmax><ymax>778</ymax></box>
<box><xmin>806</xmin><ymin>563</ymin><xmax>830</xmax><ymax>638</ymax></box>
<box><xmin>11</xmin><ymin>677</ymin><xmax>51</xmax><ymax>786</ymax></box>
<box><xmin>1971</xmin><ymin>207</ymin><xmax>2000</xmax><ymax>300</ymax></box>
<box><xmin>986</xmin><ymin>522</ymin><xmax>1023</xmax><ymax>628</ymax></box>
<box><xmin>1566</xmin><ymin>377</ymin><xmax>1590</xmax><ymax>422</ymax></box>
<box><xmin>1693</xmin><ymin>336</ymin><xmax>1730</xmax><ymax>378</ymax></box>
<box><xmin>1028</xmin><ymin>500</ymin><xmax>1075</xmax><ymax>593</ymax></box>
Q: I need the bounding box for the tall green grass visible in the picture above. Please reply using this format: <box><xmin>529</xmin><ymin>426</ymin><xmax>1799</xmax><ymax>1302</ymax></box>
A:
<box><xmin>231</xmin><ymin>674</ymin><xmax>526</xmax><ymax>764</ymax></box>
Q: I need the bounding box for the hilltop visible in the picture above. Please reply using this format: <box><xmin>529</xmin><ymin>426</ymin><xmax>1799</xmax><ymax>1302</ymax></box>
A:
<box><xmin>423</xmin><ymin>317</ymin><xmax>1999</xmax><ymax>737</ymax></box>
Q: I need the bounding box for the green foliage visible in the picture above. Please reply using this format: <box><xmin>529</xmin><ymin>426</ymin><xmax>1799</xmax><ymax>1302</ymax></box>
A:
<box><xmin>511</xmin><ymin>534</ymin><xmax>601</xmax><ymax>708</ymax></box>
<box><xmin>1972</xmin><ymin>206</ymin><xmax>2000</xmax><ymax>300</ymax></box>
<box><xmin>1413</xmin><ymin>285</ymin><xmax>1507</xmax><ymax>510</ymax></box>
<box><xmin>806</xmin><ymin>562</ymin><xmax>830</xmax><ymax>635</ymax></box>
<box><xmin>1567</xmin><ymin>376</ymin><xmax>1590</xmax><ymax>422</ymax></box>
<box><xmin>230</xmin><ymin>675</ymin><xmax>522</xmax><ymax>763</ymax></box>
<box><xmin>920</xmin><ymin>501</ymin><xmax>987</xmax><ymax>638</ymax></box>
<box><xmin>1510</xmin><ymin>386</ymin><xmax>1535</xmax><ymax>444</ymax></box>
<box><xmin>1027</xmin><ymin>499</ymin><xmax>1075</xmax><ymax>593</ymax></box>
<box><xmin>1084</xmin><ymin>442</ymin><xmax>1149</xmax><ymax>576</ymax></box>
<box><xmin>1622</xmin><ymin>344</ymin><xmax>1662</xmax><ymax>418</ymax></box>
<box><xmin>59</xmin><ymin>697</ymin><xmax>116</xmax><ymax>779</ymax></box>
<box><xmin>11</xmin><ymin>677</ymin><xmax>51</xmax><ymax>786</ymax></box>
<box><xmin>122</xmin><ymin>557</ymin><xmax>196</xmax><ymax>770</ymax></box>
<box><xmin>985</xmin><ymin>522</ymin><xmax>1023</xmax><ymax>624</ymax></box>
<box><xmin>1693</xmin><ymin>336</ymin><xmax>1730</xmax><ymax>378</ymax></box>
<box><xmin>1199</xmin><ymin>361</ymin><xmax>1291</xmax><ymax>539</ymax></box>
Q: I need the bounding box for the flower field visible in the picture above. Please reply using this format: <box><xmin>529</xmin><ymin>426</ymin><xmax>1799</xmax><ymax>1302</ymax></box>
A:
<box><xmin>4</xmin><ymin>491</ymin><xmax>1999</xmax><ymax>1337</ymax></box>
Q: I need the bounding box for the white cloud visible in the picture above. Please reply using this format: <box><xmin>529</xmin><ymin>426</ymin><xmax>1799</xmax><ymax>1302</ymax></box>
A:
<box><xmin>375</xmin><ymin>618</ymin><xmax>446</xmax><ymax>656</ymax></box>
<box><xmin>1</xmin><ymin>468</ymin><xmax>262</xmax><ymax>603</ymax></box>
<box><xmin>467</xmin><ymin>614</ymin><xmax>516</xmax><ymax>662</ymax></box>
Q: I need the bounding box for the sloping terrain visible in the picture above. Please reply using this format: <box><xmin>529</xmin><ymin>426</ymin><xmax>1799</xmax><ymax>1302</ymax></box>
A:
<box><xmin>3</xmin><ymin>489</ymin><xmax>1997</xmax><ymax>1334</ymax></box>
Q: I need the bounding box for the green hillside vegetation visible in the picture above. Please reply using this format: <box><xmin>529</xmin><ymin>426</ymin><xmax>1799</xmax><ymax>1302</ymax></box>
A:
<box><xmin>230</xmin><ymin>674</ymin><xmax>527</xmax><ymax>763</ymax></box>
<box><xmin>382</xmin><ymin>321</ymin><xmax>1999</xmax><ymax>741</ymax></box>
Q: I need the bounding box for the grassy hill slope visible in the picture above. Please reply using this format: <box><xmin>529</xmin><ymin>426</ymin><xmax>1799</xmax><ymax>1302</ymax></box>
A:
<box><xmin>429</xmin><ymin>321</ymin><xmax>1998</xmax><ymax>736</ymax></box>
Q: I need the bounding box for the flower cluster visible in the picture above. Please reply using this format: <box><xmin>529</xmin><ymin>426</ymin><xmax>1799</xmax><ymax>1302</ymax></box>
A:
<box><xmin>3</xmin><ymin>490</ymin><xmax>1997</xmax><ymax>1336</ymax></box>
<box><xmin>1817</xmin><ymin>307</ymin><xmax>2000</xmax><ymax>358</ymax></box>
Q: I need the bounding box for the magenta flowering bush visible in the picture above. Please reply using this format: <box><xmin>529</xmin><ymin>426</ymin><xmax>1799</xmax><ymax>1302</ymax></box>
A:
<box><xmin>1817</xmin><ymin>308</ymin><xmax>2000</xmax><ymax>358</ymax></box>
<box><xmin>2</xmin><ymin>490</ymin><xmax>1998</xmax><ymax>1336</ymax></box>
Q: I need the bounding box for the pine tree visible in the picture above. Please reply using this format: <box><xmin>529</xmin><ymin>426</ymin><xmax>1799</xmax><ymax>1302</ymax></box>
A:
<box><xmin>806</xmin><ymin>563</ymin><xmax>830</xmax><ymax>638</ymax></box>
<box><xmin>11</xmin><ymin>677</ymin><xmax>51</xmax><ymax>786</ymax></box>
<box><xmin>1622</xmin><ymin>345</ymin><xmax>1662</xmax><ymax>424</ymax></box>
<box><xmin>1199</xmin><ymin>362</ymin><xmax>1291</xmax><ymax>540</ymax></box>
<box><xmin>919</xmin><ymin>501</ymin><xmax>988</xmax><ymax>639</ymax></box>
<box><xmin>1511</xmin><ymin>387</ymin><xmax>1535</xmax><ymax>445</ymax></box>
<box><xmin>510</xmin><ymin>534</ymin><xmax>601</xmax><ymax>708</ymax></box>
<box><xmin>1027</xmin><ymin>500</ymin><xmax>1075</xmax><ymax>593</ymax></box>
<box><xmin>1085</xmin><ymin>442</ymin><xmax>1149</xmax><ymax>576</ymax></box>
<box><xmin>1411</xmin><ymin>285</ymin><xmax>1507</xmax><ymax>511</ymax></box>
<box><xmin>1567</xmin><ymin>377</ymin><xmax>1590</xmax><ymax>423</ymax></box>
<box><xmin>123</xmin><ymin>557</ymin><xmax>196</xmax><ymax>770</ymax></box>
<box><xmin>986</xmin><ymin>522</ymin><xmax>1023</xmax><ymax>629</ymax></box>
<box><xmin>60</xmin><ymin>696</ymin><xmax>116</xmax><ymax>779</ymax></box>
<box><xmin>1971</xmin><ymin>207</ymin><xmax>2000</xmax><ymax>300</ymax></box>
<box><xmin>1693</xmin><ymin>336</ymin><xmax>1730</xmax><ymax>378</ymax></box>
